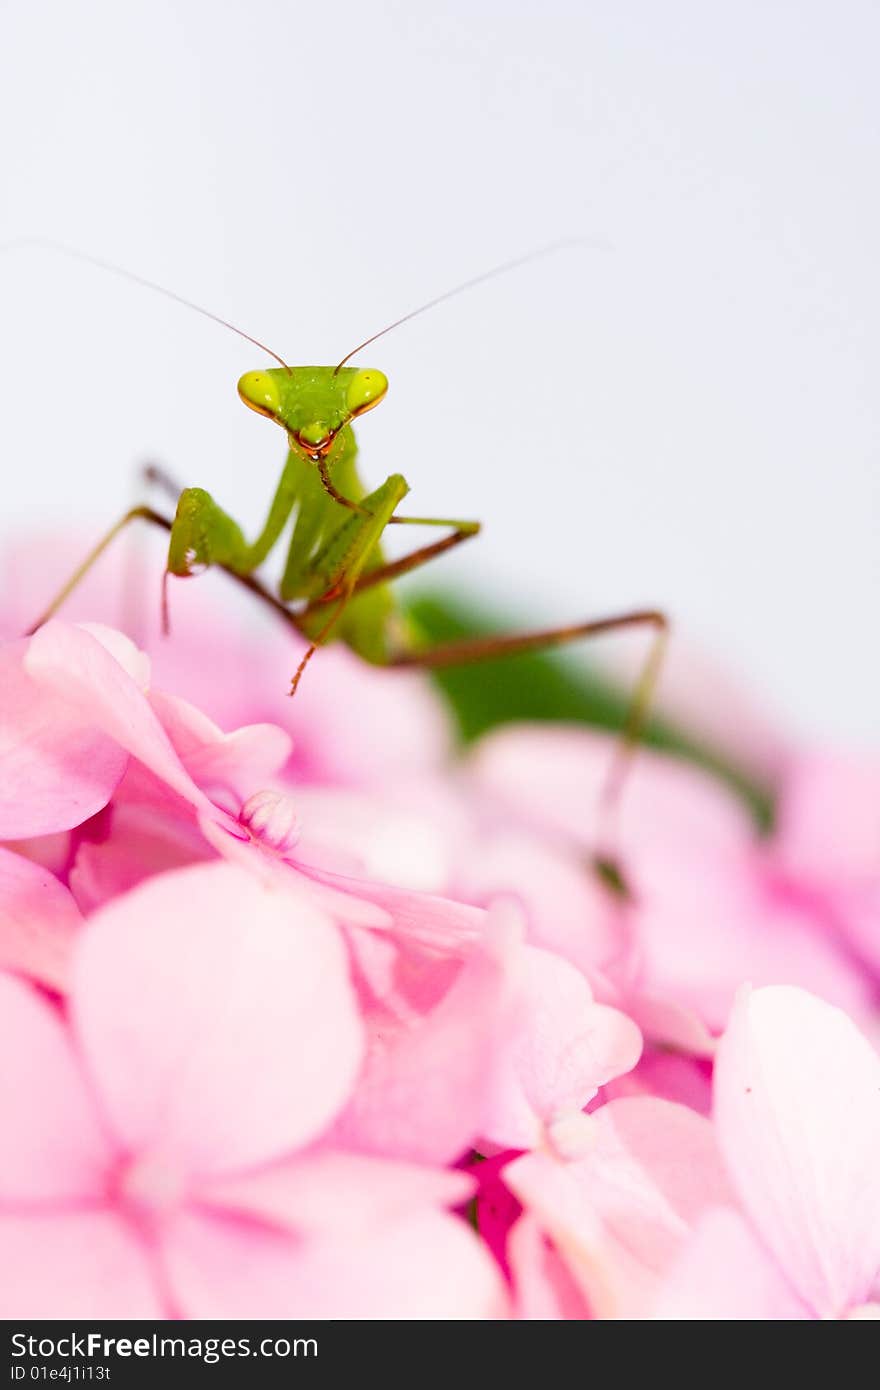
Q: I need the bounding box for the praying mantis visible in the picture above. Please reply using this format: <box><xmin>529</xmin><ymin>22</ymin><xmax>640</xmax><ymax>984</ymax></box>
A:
<box><xmin>6</xmin><ymin>239</ymin><xmax>668</xmax><ymax>822</ymax></box>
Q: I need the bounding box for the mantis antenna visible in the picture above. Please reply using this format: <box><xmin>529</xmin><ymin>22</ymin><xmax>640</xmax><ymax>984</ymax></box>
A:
<box><xmin>332</xmin><ymin>234</ymin><xmax>608</xmax><ymax>373</ymax></box>
<box><xmin>0</xmin><ymin>236</ymin><xmax>292</xmax><ymax>372</ymax></box>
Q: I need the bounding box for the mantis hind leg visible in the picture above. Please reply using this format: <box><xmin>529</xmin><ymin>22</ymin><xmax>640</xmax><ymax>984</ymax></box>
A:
<box><xmin>388</xmin><ymin>607</ymin><xmax>670</xmax><ymax>852</ymax></box>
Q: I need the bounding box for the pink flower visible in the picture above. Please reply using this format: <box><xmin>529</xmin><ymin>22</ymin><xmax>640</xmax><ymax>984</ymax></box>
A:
<box><xmin>0</xmin><ymin>846</ymin><xmax>81</xmax><ymax>990</ymax></box>
<box><xmin>1</xmin><ymin>531</ymin><xmax>451</xmax><ymax>790</ymax></box>
<box><xmin>0</xmin><ymin>630</ymin><xmax>129</xmax><ymax>840</ymax></box>
<box><xmin>12</xmin><ymin>621</ymin><xmax>483</xmax><ymax>959</ymax></box>
<box><xmin>7</xmin><ymin>621</ymin><xmax>645</xmax><ymax>1182</ymax></box>
<box><xmin>333</xmin><ymin>908</ymin><xmax>642</xmax><ymax>1165</ymax></box>
<box><xmin>656</xmin><ymin>986</ymin><xmax>880</xmax><ymax>1319</ymax></box>
<box><xmin>772</xmin><ymin>753</ymin><xmax>880</xmax><ymax>978</ymax></box>
<box><xmin>501</xmin><ymin>1096</ymin><xmax>734</xmax><ymax>1318</ymax></box>
<box><xmin>469</xmin><ymin>724</ymin><xmax>874</xmax><ymax>1037</ymax></box>
<box><xmin>0</xmin><ymin>860</ymin><xmax>506</xmax><ymax>1319</ymax></box>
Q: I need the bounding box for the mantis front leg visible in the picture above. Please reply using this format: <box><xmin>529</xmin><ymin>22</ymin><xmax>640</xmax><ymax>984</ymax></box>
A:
<box><xmin>22</xmin><ymin>458</ymin><xmax>306</xmax><ymax>637</ymax></box>
<box><xmin>167</xmin><ymin>453</ymin><xmax>301</xmax><ymax>580</ymax></box>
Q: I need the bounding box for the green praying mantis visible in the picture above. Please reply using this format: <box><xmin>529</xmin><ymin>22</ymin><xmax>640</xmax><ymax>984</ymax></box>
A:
<box><xmin>7</xmin><ymin>239</ymin><xmax>668</xmax><ymax>822</ymax></box>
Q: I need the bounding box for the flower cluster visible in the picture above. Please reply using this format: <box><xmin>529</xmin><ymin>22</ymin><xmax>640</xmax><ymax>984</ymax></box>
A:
<box><xmin>1</xmin><ymin>549</ymin><xmax>878</xmax><ymax>1319</ymax></box>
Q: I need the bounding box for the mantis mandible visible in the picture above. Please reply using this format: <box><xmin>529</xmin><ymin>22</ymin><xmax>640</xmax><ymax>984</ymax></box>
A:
<box><xmin>8</xmin><ymin>239</ymin><xmax>668</xmax><ymax>824</ymax></box>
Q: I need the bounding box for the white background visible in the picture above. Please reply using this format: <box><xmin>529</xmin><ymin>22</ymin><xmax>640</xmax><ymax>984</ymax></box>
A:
<box><xmin>1</xmin><ymin>1</ymin><xmax>878</xmax><ymax>742</ymax></box>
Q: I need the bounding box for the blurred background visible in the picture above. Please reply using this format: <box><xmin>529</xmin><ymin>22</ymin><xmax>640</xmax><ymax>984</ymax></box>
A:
<box><xmin>1</xmin><ymin>1</ymin><xmax>878</xmax><ymax>742</ymax></box>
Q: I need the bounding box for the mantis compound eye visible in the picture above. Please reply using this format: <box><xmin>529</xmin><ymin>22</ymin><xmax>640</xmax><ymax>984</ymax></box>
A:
<box><xmin>237</xmin><ymin>370</ymin><xmax>282</xmax><ymax>419</ymax></box>
<box><xmin>346</xmin><ymin>368</ymin><xmax>388</xmax><ymax>417</ymax></box>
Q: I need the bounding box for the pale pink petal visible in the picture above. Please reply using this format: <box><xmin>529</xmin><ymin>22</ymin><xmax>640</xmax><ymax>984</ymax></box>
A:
<box><xmin>280</xmin><ymin>645</ymin><xmax>453</xmax><ymax>788</ymax></box>
<box><xmin>4</xmin><ymin>831</ymin><xmax>72</xmax><ymax>878</ymax></box>
<box><xmin>848</xmin><ymin>1302</ymin><xmax>880</xmax><ymax>1319</ymax></box>
<box><xmin>77</xmin><ymin>622</ymin><xmax>152</xmax><ymax>688</ymax></box>
<box><xmin>199</xmin><ymin>815</ymin><xmax>392</xmax><ymax>927</ymax></box>
<box><xmin>772</xmin><ymin>752</ymin><xmax>880</xmax><ymax>974</ymax></box>
<box><xmin>481</xmin><ymin>946</ymin><xmax>642</xmax><ymax>1150</ymax></box>
<box><xmin>69</xmin><ymin>803</ymin><xmax>212</xmax><ymax>913</ymax></box>
<box><xmin>653</xmin><ymin>1208</ymin><xmax>810</xmax><ymax>1319</ymax></box>
<box><xmin>470</xmin><ymin>725</ymin><xmax>752</xmax><ymax>857</ymax></box>
<box><xmin>332</xmin><ymin>919</ymin><xmax>519</xmax><ymax>1164</ymax></box>
<box><xmin>630</xmin><ymin>843</ymin><xmax>872</xmax><ymax>1031</ymax></box>
<box><xmin>0</xmin><ymin>637</ymin><xmax>128</xmax><ymax>837</ymax></box>
<box><xmin>775</xmin><ymin>752</ymin><xmax>880</xmax><ymax>882</ymax></box>
<box><xmin>197</xmin><ymin>1151</ymin><xmax>474</xmax><ymax>1237</ymax></box>
<box><xmin>714</xmin><ymin>985</ymin><xmax>880</xmax><ymax>1318</ymax></box>
<box><xmin>164</xmin><ymin>1208</ymin><xmax>508</xmax><ymax>1319</ymax></box>
<box><xmin>452</xmin><ymin>831</ymin><xmax>628</xmax><ymax>982</ymax></box>
<box><xmin>291</xmin><ymin>784</ymin><xmax>455</xmax><ymax>889</ymax></box>
<box><xmin>625</xmin><ymin>992</ymin><xmax>718</xmax><ymax>1058</ymax></box>
<box><xmin>72</xmin><ymin>862</ymin><xmax>364</xmax><ymax>1175</ymax></box>
<box><xmin>0</xmin><ymin>973</ymin><xmax>110</xmax><ymax>1200</ymax></box>
<box><xmin>506</xmin><ymin>1097</ymin><xmax>734</xmax><ymax>1318</ymax></box>
<box><xmin>301</xmin><ymin>862</ymin><xmax>485</xmax><ymax>952</ymax></box>
<box><xmin>24</xmin><ymin>622</ymin><xmax>221</xmax><ymax>820</ymax></box>
<box><xmin>604</xmin><ymin>1050</ymin><xmax>713</xmax><ymax>1115</ymax></box>
<box><xmin>0</xmin><ymin>1211</ymin><xmax>162</xmax><ymax>1318</ymax></box>
<box><xmin>149</xmin><ymin>689</ymin><xmax>292</xmax><ymax>803</ymax></box>
<box><xmin>0</xmin><ymin>847</ymin><xmax>81</xmax><ymax>990</ymax></box>
<box><xmin>507</xmin><ymin>1214</ymin><xmax>591</xmax><ymax>1319</ymax></box>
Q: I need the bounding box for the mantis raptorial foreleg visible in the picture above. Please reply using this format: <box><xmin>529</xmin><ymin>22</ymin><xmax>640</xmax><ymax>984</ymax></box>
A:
<box><xmin>289</xmin><ymin>508</ymin><xmax>482</xmax><ymax>692</ymax></box>
<box><xmin>167</xmin><ymin>454</ymin><xmax>301</xmax><ymax>579</ymax></box>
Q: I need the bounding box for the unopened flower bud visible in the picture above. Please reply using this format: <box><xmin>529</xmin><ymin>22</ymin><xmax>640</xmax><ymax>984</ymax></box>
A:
<box><xmin>238</xmin><ymin>788</ymin><xmax>301</xmax><ymax>855</ymax></box>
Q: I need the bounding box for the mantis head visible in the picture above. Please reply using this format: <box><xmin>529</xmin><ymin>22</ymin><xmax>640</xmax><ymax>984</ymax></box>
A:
<box><xmin>237</xmin><ymin>365</ymin><xmax>388</xmax><ymax>459</ymax></box>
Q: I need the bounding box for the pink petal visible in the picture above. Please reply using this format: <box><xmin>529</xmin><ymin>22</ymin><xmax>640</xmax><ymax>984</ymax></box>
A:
<box><xmin>604</xmin><ymin>1049</ymin><xmax>713</xmax><ymax>1115</ymax></box>
<box><xmin>652</xmin><ymin>1208</ymin><xmax>809</xmax><ymax>1320</ymax></box>
<box><xmin>72</xmin><ymin>861</ymin><xmax>364</xmax><ymax>1175</ymax></box>
<box><xmin>470</xmin><ymin>725</ymin><xmax>752</xmax><ymax>857</ymax></box>
<box><xmin>301</xmin><ymin>862</ymin><xmax>486</xmax><ymax>952</ymax></box>
<box><xmin>775</xmin><ymin>753</ymin><xmax>880</xmax><ymax>882</ymax></box>
<box><xmin>332</xmin><ymin>918</ymin><xmax>519</xmax><ymax>1164</ymax></box>
<box><xmin>0</xmin><ymin>973</ymin><xmax>110</xmax><ymax>1201</ymax></box>
<box><xmin>630</xmin><ymin>842</ymin><xmax>872</xmax><ymax>1031</ymax></box>
<box><xmin>506</xmin><ymin>1097</ymin><xmax>734</xmax><ymax>1318</ymax></box>
<box><xmin>0</xmin><ymin>847</ymin><xmax>81</xmax><ymax>989</ymax></box>
<box><xmin>164</xmin><ymin>1207</ymin><xmax>508</xmax><ymax>1319</ymax></box>
<box><xmin>0</xmin><ymin>1211</ymin><xmax>162</xmax><ymax>1318</ymax></box>
<box><xmin>452</xmin><ymin>831</ymin><xmax>628</xmax><ymax>982</ymax></box>
<box><xmin>25</xmin><ymin>622</ymin><xmax>221</xmax><ymax>820</ymax></box>
<box><xmin>149</xmin><ymin>688</ymin><xmax>292</xmax><ymax>803</ymax></box>
<box><xmin>69</xmin><ymin>801</ymin><xmax>212</xmax><ymax>913</ymax></box>
<box><xmin>278</xmin><ymin>645</ymin><xmax>453</xmax><ymax>788</ymax></box>
<box><xmin>625</xmin><ymin>991</ymin><xmax>718</xmax><ymax>1057</ymax></box>
<box><xmin>848</xmin><ymin>1303</ymin><xmax>880</xmax><ymax>1319</ymax></box>
<box><xmin>507</xmin><ymin>1214</ymin><xmax>592</xmax><ymax>1319</ymax></box>
<box><xmin>77</xmin><ymin>622</ymin><xmax>152</xmax><ymax>687</ymax></box>
<box><xmin>197</xmin><ymin>1150</ymin><xmax>475</xmax><ymax>1237</ymax></box>
<box><xmin>0</xmin><ymin>637</ymin><xmax>128</xmax><ymax>837</ymax></box>
<box><xmin>481</xmin><ymin>946</ymin><xmax>642</xmax><ymax>1150</ymax></box>
<box><xmin>714</xmin><ymin>984</ymin><xmax>880</xmax><ymax>1318</ymax></box>
<box><xmin>199</xmin><ymin>816</ymin><xmax>392</xmax><ymax>928</ymax></box>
